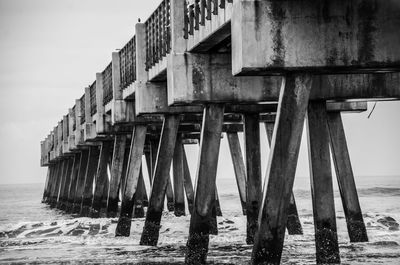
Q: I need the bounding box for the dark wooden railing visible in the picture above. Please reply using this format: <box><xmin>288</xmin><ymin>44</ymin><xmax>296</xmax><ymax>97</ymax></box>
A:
<box><xmin>145</xmin><ymin>0</ymin><xmax>171</xmax><ymax>70</ymax></box>
<box><xmin>102</xmin><ymin>63</ymin><xmax>113</xmax><ymax>105</ymax></box>
<box><xmin>184</xmin><ymin>0</ymin><xmax>232</xmax><ymax>38</ymax></box>
<box><xmin>90</xmin><ymin>81</ymin><xmax>97</xmax><ymax>116</ymax></box>
<box><xmin>80</xmin><ymin>95</ymin><xmax>86</xmax><ymax>125</ymax></box>
<box><xmin>120</xmin><ymin>36</ymin><xmax>136</xmax><ymax>90</ymax></box>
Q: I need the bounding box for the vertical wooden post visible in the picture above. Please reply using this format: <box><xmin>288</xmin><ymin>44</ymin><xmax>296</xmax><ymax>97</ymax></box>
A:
<box><xmin>243</xmin><ymin>113</ymin><xmax>262</xmax><ymax>244</ymax></box>
<box><xmin>183</xmin><ymin>146</ymin><xmax>195</xmax><ymax>214</ymax></box>
<box><xmin>265</xmin><ymin>121</ymin><xmax>303</xmax><ymax>235</ymax></box>
<box><xmin>327</xmin><ymin>112</ymin><xmax>368</xmax><ymax>243</ymax></box>
<box><xmin>72</xmin><ymin>149</ymin><xmax>89</xmax><ymax>213</ymax></box>
<box><xmin>107</xmin><ymin>134</ymin><xmax>128</xmax><ymax>217</ymax></box>
<box><xmin>115</xmin><ymin>125</ymin><xmax>147</xmax><ymax>237</ymax></box>
<box><xmin>133</xmin><ymin>167</ymin><xmax>146</xmax><ymax>218</ymax></box>
<box><xmin>173</xmin><ymin>134</ymin><xmax>186</xmax><ymax>216</ymax></box>
<box><xmin>66</xmin><ymin>152</ymin><xmax>82</xmax><ymax>212</ymax></box>
<box><xmin>140</xmin><ymin>115</ymin><xmax>180</xmax><ymax>245</ymax></box>
<box><xmin>307</xmin><ymin>101</ymin><xmax>340</xmax><ymax>264</ymax></box>
<box><xmin>185</xmin><ymin>104</ymin><xmax>224</xmax><ymax>264</ymax></box>
<box><xmin>80</xmin><ymin>146</ymin><xmax>101</xmax><ymax>217</ymax></box>
<box><xmin>90</xmin><ymin>140</ymin><xmax>113</xmax><ymax>218</ymax></box>
<box><xmin>251</xmin><ymin>74</ymin><xmax>312</xmax><ymax>264</ymax></box>
<box><xmin>226</xmin><ymin>132</ymin><xmax>247</xmax><ymax>215</ymax></box>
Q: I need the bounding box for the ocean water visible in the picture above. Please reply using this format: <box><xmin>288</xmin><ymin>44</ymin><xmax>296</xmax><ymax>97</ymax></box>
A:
<box><xmin>0</xmin><ymin>175</ymin><xmax>399</xmax><ymax>264</ymax></box>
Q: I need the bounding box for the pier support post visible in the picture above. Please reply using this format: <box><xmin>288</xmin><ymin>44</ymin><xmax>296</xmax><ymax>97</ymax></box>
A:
<box><xmin>140</xmin><ymin>114</ymin><xmax>180</xmax><ymax>245</ymax></box>
<box><xmin>307</xmin><ymin>101</ymin><xmax>340</xmax><ymax>264</ymax></box>
<box><xmin>251</xmin><ymin>74</ymin><xmax>312</xmax><ymax>264</ymax></box>
<box><xmin>107</xmin><ymin>134</ymin><xmax>128</xmax><ymax>217</ymax></box>
<box><xmin>90</xmin><ymin>140</ymin><xmax>113</xmax><ymax>218</ymax></box>
<box><xmin>173</xmin><ymin>134</ymin><xmax>186</xmax><ymax>216</ymax></box>
<box><xmin>72</xmin><ymin>149</ymin><xmax>89</xmax><ymax>214</ymax></box>
<box><xmin>66</xmin><ymin>152</ymin><xmax>81</xmax><ymax>212</ymax></box>
<box><xmin>265</xmin><ymin>121</ymin><xmax>303</xmax><ymax>235</ymax></box>
<box><xmin>51</xmin><ymin>160</ymin><xmax>65</xmax><ymax>207</ymax></box>
<box><xmin>115</xmin><ymin>125</ymin><xmax>147</xmax><ymax>236</ymax></box>
<box><xmin>183</xmin><ymin>146</ymin><xmax>194</xmax><ymax>214</ymax></box>
<box><xmin>42</xmin><ymin>166</ymin><xmax>52</xmax><ymax>203</ymax></box>
<box><xmin>166</xmin><ymin>176</ymin><xmax>175</xmax><ymax>212</ymax></box>
<box><xmin>133</xmin><ymin>168</ymin><xmax>146</xmax><ymax>218</ymax></box>
<box><xmin>327</xmin><ymin>112</ymin><xmax>368</xmax><ymax>243</ymax></box>
<box><xmin>43</xmin><ymin>165</ymin><xmax>54</xmax><ymax>203</ymax></box>
<box><xmin>185</xmin><ymin>104</ymin><xmax>224</xmax><ymax>265</ymax></box>
<box><xmin>80</xmin><ymin>146</ymin><xmax>100</xmax><ymax>217</ymax></box>
<box><xmin>58</xmin><ymin>158</ymin><xmax>74</xmax><ymax>210</ymax></box>
<box><xmin>227</xmin><ymin>132</ymin><xmax>247</xmax><ymax>215</ymax></box>
<box><xmin>244</xmin><ymin>113</ymin><xmax>262</xmax><ymax>244</ymax></box>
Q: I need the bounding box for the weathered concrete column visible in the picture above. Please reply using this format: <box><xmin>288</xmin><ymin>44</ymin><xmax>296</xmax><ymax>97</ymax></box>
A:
<box><xmin>182</xmin><ymin>146</ymin><xmax>194</xmax><ymax>214</ymax></box>
<box><xmin>265</xmin><ymin>121</ymin><xmax>303</xmax><ymax>235</ymax></box>
<box><xmin>42</xmin><ymin>166</ymin><xmax>52</xmax><ymax>203</ymax></box>
<box><xmin>115</xmin><ymin>125</ymin><xmax>147</xmax><ymax>237</ymax></box>
<box><xmin>173</xmin><ymin>134</ymin><xmax>186</xmax><ymax>216</ymax></box>
<box><xmin>49</xmin><ymin>161</ymin><xmax>63</xmax><ymax>207</ymax></box>
<box><xmin>226</xmin><ymin>132</ymin><xmax>247</xmax><ymax>215</ymax></box>
<box><xmin>58</xmin><ymin>158</ymin><xmax>74</xmax><ymax>210</ymax></box>
<box><xmin>147</xmin><ymin>136</ymin><xmax>174</xmax><ymax>212</ymax></box>
<box><xmin>107</xmin><ymin>134</ymin><xmax>128</xmax><ymax>217</ymax></box>
<box><xmin>80</xmin><ymin>146</ymin><xmax>101</xmax><ymax>217</ymax></box>
<box><xmin>166</xmin><ymin>176</ymin><xmax>175</xmax><ymax>212</ymax></box>
<box><xmin>66</xmin><ymin>152</ymin><xmax>82</xmax><ymax>212</ymax></box>
<box><xmin>243</xmin><ymin>113</ymin><xmax>262</xmax><ymax>244</ymax></box>
<box><xmin>72</xmin><ymin>149</ymin><xmax>89</xmax><ymax>214</ymax></box>
<box><xmin>327</xmin><ymin>112</ymin><xmax>368</xmax><ymax>243</ymax></box>
<box><xmin>42</xmin><ymin>165</ymin><xmax>55</xmax><ymax>203</ymax></box>
<box><xmin>140</xmin><ymin>115</ymin><xmax>180</xmax><ymax>246</ymax></box>
<box><xmin>185</xmin><ymin>104</ymin><xmax>225</xmax><ymax>264</ymax></box>
<box><xmin>90</xmin><ymin>140</ymin><xmax>113</xmax><ymax>218</ymax></box>
<box><xmin>132</xmin><ymin>168</ymin><xmax>146</xmax><ymax>218</ymax></box>
<box><xmin>251</xmin><ymin>74</ymin><xmax>312</xmax><ymax>264</ymax></box>
<box><xmin>307</xmin><ymin>101</ymin><xmax>340</xmax><ymax>264</ymax></box>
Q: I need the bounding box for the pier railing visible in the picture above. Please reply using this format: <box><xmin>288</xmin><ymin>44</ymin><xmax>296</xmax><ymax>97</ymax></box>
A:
<box><xmin>184</xmin><ymin>0</ymin><xmax>232</xmax><ymax>38</ymax></box>
<box><xmin>120</xmin><ymin>36</ymin><xmax>136</xmax><ymax>90</ymax></box>
<box><xmin>145</xmin><ymin>0</ymin><xmax>171</xmax><ymax>70</ymax></box>
<box><xmin>89</xmin><ymin>81</ymin><xmax>97</xmax><ymax>116</ymax></box>
<box><xmin>80</xmin><ymin>95</ymin><xmax>85</xmax><ymax>124</ymax></box>
<box><xmin>102</xmin><ymin>63</ymin><xmax>113</xmax><ymax>106</ymax></box>
<box><xmin>71</xmin><ymin>106</ymin><xmax>76</xmax><ymax>131</ymax></box>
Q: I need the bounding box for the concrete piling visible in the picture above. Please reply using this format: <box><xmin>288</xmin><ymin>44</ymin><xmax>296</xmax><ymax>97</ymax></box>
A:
<box><xmin>307</xmin><ymin>101</ymin><xmax>340</xmax><ymax>264</ymax></box>
<box><xmin>185</xmin><ymin>104</ymin><xmax>225</xmax><ymax>264</ymax></box>
<box><xmin>140</xmin><ymin>115</ymin><xmax>180</xmax><ymax>246</ymax></box>
<box><xmin>115</xmin><ymin>125</ymin><xmax>147</xmax><ymax>237</ymax></box>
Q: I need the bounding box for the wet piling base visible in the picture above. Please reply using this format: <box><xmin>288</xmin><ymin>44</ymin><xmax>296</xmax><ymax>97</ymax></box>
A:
<box><xmin>106</xmin><ymin>197</ymin><xmax>119</xmax><ymax>218</ymax></box>
<box><xmin>115</xmin><ymin>200</ymin><xmax>134</xmax><ymax>237</ymax></box>
<box><xmin>186</xmin><ymin>215</ymin><xmax>212</xmax><ymax>265</ymax></box>
<box><xmin>140</xmin><ymin>209</ymin><xmax>162</xmax><ymax>246</ymax></box>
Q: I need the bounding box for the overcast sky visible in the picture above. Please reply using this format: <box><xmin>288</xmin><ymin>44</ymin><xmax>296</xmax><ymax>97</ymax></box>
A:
<box><xmin>0</xmin><ymin>0</ymin><xmax>399</xmax><ymax>187</ymax></box>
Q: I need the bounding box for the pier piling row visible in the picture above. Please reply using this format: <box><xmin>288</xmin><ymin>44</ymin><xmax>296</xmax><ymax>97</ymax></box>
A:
<box><xmin>40</xmin><ymin>0</ymin><xmax>399</xmax><ymax>264</ymax></box>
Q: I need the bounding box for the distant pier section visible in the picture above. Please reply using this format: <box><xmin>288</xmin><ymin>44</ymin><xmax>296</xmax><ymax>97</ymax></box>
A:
<box><xmin>40</xmin><ymin>0</ymin><xmax>400</xmax><ymax>264</ymax></box>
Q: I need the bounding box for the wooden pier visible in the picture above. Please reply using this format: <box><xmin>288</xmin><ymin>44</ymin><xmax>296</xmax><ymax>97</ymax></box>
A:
<box><xmin>40</xmin><ymin>0</ymin><xmax>399</xmax><ymax>264</ymax></box>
